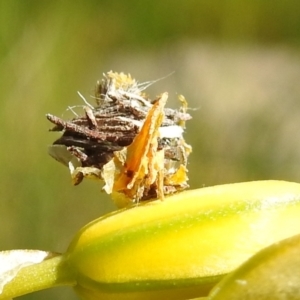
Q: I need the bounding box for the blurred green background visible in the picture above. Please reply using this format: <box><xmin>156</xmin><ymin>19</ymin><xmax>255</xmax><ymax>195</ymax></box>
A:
<box><xmin>1</xmin><ymin>1</ymin><xmax>300</xmax><ymax>299</ymax></box>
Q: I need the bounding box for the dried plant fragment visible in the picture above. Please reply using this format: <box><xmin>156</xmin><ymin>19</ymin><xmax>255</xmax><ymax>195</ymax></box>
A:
<box><xmin>47</xmin><ymin>71</ymin><xmax>192</xmax><ymax>207</ymax></box>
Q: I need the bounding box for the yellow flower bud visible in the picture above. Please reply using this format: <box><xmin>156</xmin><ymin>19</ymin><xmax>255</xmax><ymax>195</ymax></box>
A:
<box><xmin>65</xmin><ymin>181</ymin><xmax>300</xmax><ymax>300</ymax></box>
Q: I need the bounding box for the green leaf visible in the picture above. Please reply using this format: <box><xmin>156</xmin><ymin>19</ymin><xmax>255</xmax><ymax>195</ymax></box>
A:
<box><xmin>209</xmin><ymin>233</ymin><xmax>300</xmax><ymax>299</ymax></box>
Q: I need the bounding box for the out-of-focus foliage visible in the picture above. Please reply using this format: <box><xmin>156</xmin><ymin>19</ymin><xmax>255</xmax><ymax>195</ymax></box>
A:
<box><xmin>1</xmin><ymin>1</ymin><xmax>300</xmax><ymax>299</ymax></box>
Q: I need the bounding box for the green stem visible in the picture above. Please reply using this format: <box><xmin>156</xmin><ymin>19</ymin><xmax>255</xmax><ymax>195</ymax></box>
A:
<box><xmin>0</xmin><ymin>254</ymin><xmax>75</xmax><ymax>299</ymax></box>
